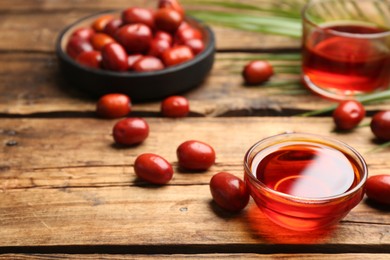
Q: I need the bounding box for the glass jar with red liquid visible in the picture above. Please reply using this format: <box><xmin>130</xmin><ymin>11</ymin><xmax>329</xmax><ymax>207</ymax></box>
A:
<box><xmin>244</xmin><ymin>133</ymin><xmax>367</xmax><ymax>231</ymax></box>
<box><xmin>302</xmin><ymin>0</ymin><xmax>390</xmax><ymax>100</ymax></box>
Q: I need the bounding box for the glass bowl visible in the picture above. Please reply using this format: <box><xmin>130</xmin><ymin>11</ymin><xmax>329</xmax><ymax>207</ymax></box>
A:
<box><xmin>244</xmin><ymin>132</ymin><xmax>367</xmax><ymax>231</ymax></box>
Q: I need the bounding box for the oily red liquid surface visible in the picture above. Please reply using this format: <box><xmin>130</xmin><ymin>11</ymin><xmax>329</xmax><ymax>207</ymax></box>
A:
<box><xmin>303</xmin><ymin>24</ymin><xmax>390</xmax><ymax>93</ymax></box>
<box><xmin>255</xmin><ymin>143</ymin><xmax>359</xmax><ymax>198</ymax></box>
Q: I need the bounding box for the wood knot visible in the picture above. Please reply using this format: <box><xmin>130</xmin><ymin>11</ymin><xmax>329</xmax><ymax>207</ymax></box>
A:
<box><xmin>6</xmin><ymin>140</ymin><xmax>18</xmax><ymax>146</ymax></box>
<box><xmin>0</xmin><ymin>165</ymin><xmax>10</xmax><ymax>172</ymax></box>
<box><xmin>179</xmin><ymin>207</ymin><xmax>188</xmax><ymax>212</ymax></box>
<box><xmin>1</xmin><ymin>129</ymin><xmax>17</xmax><ymax>136</ymax></box>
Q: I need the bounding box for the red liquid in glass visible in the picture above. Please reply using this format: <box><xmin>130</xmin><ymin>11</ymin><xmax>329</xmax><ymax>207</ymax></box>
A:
<box><xmin>248</xmin><ymin>142</ymin><xmax>365</xmax><ymax>230</ymax></box>
<box><xmin>255</xmin><ymin>143</ymin><xmax>359</xmax><ymax>198</ymax></box>
<box><xmin>303</xmin><ymin>24</ymin><xmax>390</xmax><ymax>93</ymax></box>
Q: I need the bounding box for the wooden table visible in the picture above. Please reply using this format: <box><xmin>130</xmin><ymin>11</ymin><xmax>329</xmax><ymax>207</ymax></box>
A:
<box><xmin>1</xmin><ymin>1</ymin><xmax>389</xmax><ymax>259</ymax></box>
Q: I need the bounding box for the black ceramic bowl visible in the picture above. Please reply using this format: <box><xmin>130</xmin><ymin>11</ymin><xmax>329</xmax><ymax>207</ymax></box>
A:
<box><xmin>56</xmin><ymin>10</ymin><xmax>215</xmax><ymax>101</ymax></box>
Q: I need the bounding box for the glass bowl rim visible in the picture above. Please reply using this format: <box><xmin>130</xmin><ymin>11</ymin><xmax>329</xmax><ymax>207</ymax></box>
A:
<box><xmin>302</xmin><ymin>0</ymin><xmax>390</xmax><ymax>39</ymax></box>
<box><xmin>244</xmin><ymin>132</ymin><xmax>368</xmax><ymax>203</ymax></box>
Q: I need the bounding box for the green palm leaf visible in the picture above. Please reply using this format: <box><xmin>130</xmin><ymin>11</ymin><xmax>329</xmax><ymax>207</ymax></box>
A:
<box><xmin>188</xmin><ymin>10</ymin><xmax>302</xmax><ymax>37</ymax></box>
<box><xmin>299</xmin><ymin>90</ymin><xmax>390</xmax><ymax>117</ymax></box>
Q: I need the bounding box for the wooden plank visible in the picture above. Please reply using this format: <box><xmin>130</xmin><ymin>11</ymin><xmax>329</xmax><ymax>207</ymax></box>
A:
<box><xmin>0</xmin><ymin>5</ymin><xmax>300</xmax><ymax>52</ymax></box>
<box><xmin>1</xmin><ymin>254</ymin><xmax>390</xmax><ymax>259</ymax></box>
<box><xmin>0</xmin><ymin>52</ymin><xmax>300</xmax><ymax>115</ymax></box>
<box><xmin>1</xmin><ymin>0</ymin><xmax>388</xmax><ymax>256</ymax></box>
<box><xmin>1</xmin><ymin>52</ymin><xmax>389</xmax><ymax>116</ymax></box>
<box><xmin>0</xmin><ymin>0</ymin><xmax>305</xmax><ymax>11</ymax></box>
<box><xmin>0</xmin><ymin>118</ymin><xmax>389</xmax><ymax>249</ymax></box>
<box><xmin>1</xmin><ymin>117</ymin><xmax>389</xmax><ymax>187</ymax></box>
<box><xmin>0</xmin><ymin>183</ymin><xmax>389</xmax><ymax>248</ymax></box>
<box><xmin>0</xmin><ymin>0</ymin><xmax>149</xmax><ymax>10</ymax></box>
<box><xmin>1</xmin><ymin>117</ymin><xmax>389</xmax><ymax>180</ymax></box>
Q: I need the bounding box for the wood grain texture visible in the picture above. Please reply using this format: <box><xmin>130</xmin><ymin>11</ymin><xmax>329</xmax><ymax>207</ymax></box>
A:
<box><xmin>0</xmin><ymin>0</ymin><xmax>386</xmax><ymax>116</ymax></box>
<box><xmin>0</xmin><ymin>0</ymin><xmax>305</xmax><ymax>11</ymax></box>
<box><xmin>1</xmin><ymin>117</ymin><xmax>389</xmax><ymax>181</ymax></box>
<box><xmin>1</xmin><ymin>52</ymin><xmax>389</xmax><ymax>116</ymax></box>
<box><xmin>0</xmin><ymin>184</ymin><xmax>389</xmax><ymax>248</ymax></box>
<box><xmin>0</xmin><ymin>1</ymin><xmax>300</xmax><ymax>52</ymax></box>
<box><xmin>1</xmin><ymin>0</ymin><xmax>390</xmax><ymax>257</ymax></box>
<box><xmin>0</xmin><ymin>52</ymin><xmax>302</xmax><ymax>115</ymax></box>
<box><xmin>0</xmin><ymin>118</ymin><xmax>389</xmax><ymax>250</ymax></box>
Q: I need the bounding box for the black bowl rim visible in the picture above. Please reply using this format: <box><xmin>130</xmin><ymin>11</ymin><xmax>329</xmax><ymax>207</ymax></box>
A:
<box><xmin>55</xmin><ymin>10</ymin><xmax>216</xmax><ymax>79</ymax></box>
